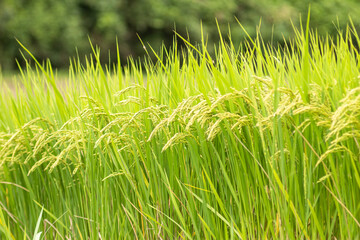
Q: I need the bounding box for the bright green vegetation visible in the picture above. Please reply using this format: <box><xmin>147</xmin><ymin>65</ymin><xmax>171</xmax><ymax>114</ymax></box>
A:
<box><xmin>1</xmin><ymin>22</ymin><xmax>360</xmax><ymax>239</ymax></box>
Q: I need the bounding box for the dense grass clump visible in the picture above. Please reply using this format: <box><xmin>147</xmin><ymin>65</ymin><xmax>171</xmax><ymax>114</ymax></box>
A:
<box><xmin>1</xmin><ymin>23</ymin><xmax>360</xmax><ymax>239</ymax></box>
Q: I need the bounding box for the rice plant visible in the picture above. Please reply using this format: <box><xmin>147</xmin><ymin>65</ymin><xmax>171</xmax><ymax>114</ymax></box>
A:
<box><xmin>1</xmin><ymin>21</ymin><xmax>360</xmax><ymax>239</ymax></box>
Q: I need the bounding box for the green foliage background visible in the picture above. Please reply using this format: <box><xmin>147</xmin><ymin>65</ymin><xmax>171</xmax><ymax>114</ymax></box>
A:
<box><xmin>0</xmin><ymin>0</ymin><xmax>360</xmax><ymax>69</ymax></box>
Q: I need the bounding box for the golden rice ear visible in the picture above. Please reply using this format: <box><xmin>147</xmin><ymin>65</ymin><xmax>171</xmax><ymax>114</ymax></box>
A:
<box><xmin>147</xmin><ymin>118</ymin><xmax>170</xmax><ymax>142</ymax></box>
<box><xmin>113</xmin><ymin>84</ymin><xmax>146</xmax><ymax>98</ymax></box>
<box><xmin>316</xmin><ymin>144</ymin><xmax>357</xmax><ymax>169</ymax></box>
<box><xmin>100</xmin><ymin>115</ymin><xmax>132</xmax><ymax>133</ymax></box>
<box><xmin>161</xmin><ymin>132</ymin><xmax>197</xmax><ymax>152</ymax></box>
<box><xmin>327</xmin><ymin>87</ymin><xmax>360</xmax><ymax>141</ymax></box>
<box><xmin>28</xmin><ymin>155</ymin><xmax>57</xmax><ymax>175</ymax></box>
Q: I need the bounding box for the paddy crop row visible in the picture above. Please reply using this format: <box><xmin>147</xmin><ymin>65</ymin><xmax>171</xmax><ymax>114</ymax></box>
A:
<box><xmin>0</xmin><ymin>23</ymin><xmax>360</xmax><ymax>239</ymax></box>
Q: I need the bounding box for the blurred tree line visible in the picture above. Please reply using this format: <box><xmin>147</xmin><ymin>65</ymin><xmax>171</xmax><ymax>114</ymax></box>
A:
<box><xmin>0</xmin><ymin>0</ymin><xmax>360</xmax><ymax>70</ymax></box>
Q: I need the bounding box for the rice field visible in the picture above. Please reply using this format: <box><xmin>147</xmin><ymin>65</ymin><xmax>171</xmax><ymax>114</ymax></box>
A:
<box><xmin>1</xmin><ymin>22</ymin><xmax>360</xmax><ymax>239</ymax></box>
